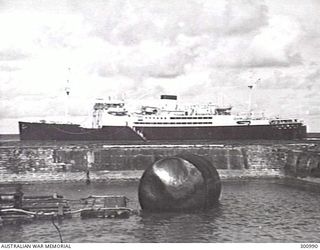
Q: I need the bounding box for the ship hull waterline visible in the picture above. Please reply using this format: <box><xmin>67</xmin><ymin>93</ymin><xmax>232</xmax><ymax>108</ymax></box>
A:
<box><xmin>19</xmin><ymin>121</ymin><xmax>307</xmax><ymax>141</ymax></box>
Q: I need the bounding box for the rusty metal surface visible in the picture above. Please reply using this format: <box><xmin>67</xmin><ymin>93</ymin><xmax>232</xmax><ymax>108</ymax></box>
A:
<box><xmin>138</xmin><ymin>154</ymin><xmax>221</xmax><ymax>212</ymax></box>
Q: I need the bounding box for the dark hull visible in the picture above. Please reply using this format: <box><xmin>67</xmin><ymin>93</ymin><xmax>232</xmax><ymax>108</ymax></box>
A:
<box><xmin>19</xmin><ymin>122</ymin><xmax>142</xmax><ymax>141</ymax></box>
<box><xmin>19</xmin><ymin>121</ymin><xmax>307</xmax><ymax>141</ymax></box>
<box><xmin>135</xmin><ymin>124</ymin><xmax>307</xmax><ymax>140</ymax></box>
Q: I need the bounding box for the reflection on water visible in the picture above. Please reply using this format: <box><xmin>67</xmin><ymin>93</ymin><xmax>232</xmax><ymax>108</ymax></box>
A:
<box><xmin>0</xmin><ymin>180</ymin><xmax>319</xmax><ymax>243</ymax></box>
<box><xmin>137</xmin><ymin>207</ymin><xmax>223</xmax><ymax>242</ymax></box>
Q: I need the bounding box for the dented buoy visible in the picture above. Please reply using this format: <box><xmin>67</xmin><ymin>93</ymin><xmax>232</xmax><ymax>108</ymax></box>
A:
<box><xmin>138</xmin><ymin>154</ymin><xmax>221</xmax><ymax>212</ymax></box>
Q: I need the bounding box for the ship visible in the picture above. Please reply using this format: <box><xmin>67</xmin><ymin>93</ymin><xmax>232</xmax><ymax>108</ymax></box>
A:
<box><xmin>19</xmin><ymin>92</ymin><xmax>307</xmax><ymax>141</ymax></box>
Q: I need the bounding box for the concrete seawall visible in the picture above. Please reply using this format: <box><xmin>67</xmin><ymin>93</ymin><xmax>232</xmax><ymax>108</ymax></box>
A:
<box><xmin>284</xmin><ymin>148</ymin><xmax>320</xmax><ymax>182</ymax></box>
<box><xmin>0</xmin><ymin>142</ymin><xmax>319</xmax><ymax>184</ymax></box>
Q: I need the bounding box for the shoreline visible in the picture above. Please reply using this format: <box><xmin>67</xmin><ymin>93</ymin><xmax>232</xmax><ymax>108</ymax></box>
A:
<box><xmin>1</xmin><ymin>140</ymin><xmax>319</xmax><ymax>190</ymax></box>
<box><xmin>1</xmin><ymin>169</ymin><xmax>320</xmax><ymax>187</ymax></box>
<box><xmin>1</xmin><ymin>176</ymin><xmax>320</xmax><ymax>196</ymax></box>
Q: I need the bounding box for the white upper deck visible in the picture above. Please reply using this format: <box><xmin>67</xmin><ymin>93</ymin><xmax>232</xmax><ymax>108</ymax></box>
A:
<box><xmin>93</xmin><ymin>95</ymin><xmax>304</xmax><ymax>128</ymax></box>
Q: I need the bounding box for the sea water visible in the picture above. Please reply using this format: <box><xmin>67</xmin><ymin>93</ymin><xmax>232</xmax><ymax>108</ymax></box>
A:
<box><xmin>0</xmin><ymin>180</ymin><xmax>319</xmax><ymax>243</ymax></box>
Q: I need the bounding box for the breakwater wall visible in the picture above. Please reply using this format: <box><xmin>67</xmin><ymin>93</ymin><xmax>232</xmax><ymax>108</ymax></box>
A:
<box><xmin>0</xmin><ymin>142</ymin><xmax>319</xmax><ymax>184</ymax></box>
<box><xmin>284</xmin><ymin>148</ymin><xmax>320</xmax><ymax>179</ymax></box>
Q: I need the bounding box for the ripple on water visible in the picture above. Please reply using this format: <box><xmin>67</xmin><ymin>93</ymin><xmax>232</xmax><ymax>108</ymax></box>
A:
<box><xmin>0</xmin><ymin>179</ymin><xmax>319</xmax><ymax>243</ymax></box>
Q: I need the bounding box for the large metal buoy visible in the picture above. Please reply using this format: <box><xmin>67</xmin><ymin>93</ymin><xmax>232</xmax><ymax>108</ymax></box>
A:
<box><xmin>138</xmin><ymin>154</ymin><xmax>221</xmax><ymax>212</ymax></box>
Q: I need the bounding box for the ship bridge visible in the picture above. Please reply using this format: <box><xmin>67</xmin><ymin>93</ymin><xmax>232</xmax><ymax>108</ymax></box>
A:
<box><xmin>92</xmin><ymin>98</ymin><xmax>129</xmax><ymax>128</ymax></box>
<box><xmin>93</xmin><ymin>99</ymin><xmax>125</xmax><ymax>110</ymax></box>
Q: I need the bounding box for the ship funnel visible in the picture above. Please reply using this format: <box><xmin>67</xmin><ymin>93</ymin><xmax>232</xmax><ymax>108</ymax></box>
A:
<box><xmin>160</xmin><ymin>95</ymin><xmax>177</xmax><ymax>100</ymax></box>
<box><xmin>160</xmin><ymin>95</ymin><xmax>177</xmax><ymax>110</ymax></box>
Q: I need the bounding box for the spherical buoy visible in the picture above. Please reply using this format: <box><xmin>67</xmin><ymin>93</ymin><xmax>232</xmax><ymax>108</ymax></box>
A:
<box><xmin>138</xmin><ymin>154</ymin><xmax>221</xmax><ymax>212</ymax></box>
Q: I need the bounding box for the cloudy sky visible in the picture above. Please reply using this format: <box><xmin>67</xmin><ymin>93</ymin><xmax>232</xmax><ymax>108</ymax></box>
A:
<box><xmin>0</xmin><ymin>0</ymin><xmax>319</xmax><ymax>133</ymax></box>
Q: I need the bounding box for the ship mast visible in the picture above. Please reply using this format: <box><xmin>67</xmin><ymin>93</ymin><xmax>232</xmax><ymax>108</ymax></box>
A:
<box><xmin>64</xmin><ymin>67</ymin><xmax>71</xmax><ymax>122</ymax></box>
<box><xmin>248</xmin><ymin>78</ymin><xmax>260</xmax><ymax>116</ymax></box>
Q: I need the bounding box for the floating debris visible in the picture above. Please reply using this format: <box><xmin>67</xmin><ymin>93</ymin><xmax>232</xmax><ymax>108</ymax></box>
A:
<box><xmin>0</xmin><ymin>190</ymin><xmax>133</xmax><ymax>225</ymax></box>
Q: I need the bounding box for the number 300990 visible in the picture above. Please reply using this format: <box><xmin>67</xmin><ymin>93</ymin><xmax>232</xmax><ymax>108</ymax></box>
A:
<box><xmin>301</xmin><ymin>244</ymin><xmax>318</xmax><ymax>248</ymax></box>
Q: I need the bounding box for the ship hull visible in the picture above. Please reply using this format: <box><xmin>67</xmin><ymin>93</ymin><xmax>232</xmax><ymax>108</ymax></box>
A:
<box><xmin>19</xmin><ymin>122</ymin><xmax>142</xmax><ymax>141</ymax></box>
<box><xmin>19</xmin><ymin>121</ymin><xmax>307</xmax><ymax>141</ymax></box>
<box><xmin>135</xmin><ymin>124</ymin><xmax>307</xmax><ymax>140</ymax></box>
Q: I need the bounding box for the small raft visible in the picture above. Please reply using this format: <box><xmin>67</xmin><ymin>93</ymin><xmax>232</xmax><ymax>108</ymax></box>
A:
<box><xmin>0</xmin><ymin>189</ymin><xmax>133</xmax><ymax>225</ymax></box>
<box><xmin>78</xmin><ymin>195</ymin><xmax>131</xmax><ymax>219</ymax></box>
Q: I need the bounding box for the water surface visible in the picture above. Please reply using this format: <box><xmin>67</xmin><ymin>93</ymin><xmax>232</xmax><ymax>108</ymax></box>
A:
<box><xmin>0</xmin><ymin>179</ymin><xmax>319</xmax><ymax>243</ymax></box>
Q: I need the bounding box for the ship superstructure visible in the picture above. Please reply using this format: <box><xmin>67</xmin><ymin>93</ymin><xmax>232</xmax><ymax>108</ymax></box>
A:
<box><xmin>92</xmin><ymin>98</ymin><xmax>129</xmax><ymax>128</ymax></box>
<box><xmin>129</xmin><ymin>95</ymin><xmax>306</xmax><ymax>140</ymax></box>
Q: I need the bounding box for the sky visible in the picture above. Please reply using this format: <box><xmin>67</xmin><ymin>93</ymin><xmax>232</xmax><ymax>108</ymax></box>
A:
<box><xmin>0</xmin><ymin>0</ymin><xmax>319</xmax><ymax>133</ymax></box>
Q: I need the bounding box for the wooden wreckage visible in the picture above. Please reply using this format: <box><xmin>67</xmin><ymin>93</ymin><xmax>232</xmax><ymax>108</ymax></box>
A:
<box><xmin>0</xmin><ymin>188</ymin><xmax>133</xmax><ymax>225</ymax></box>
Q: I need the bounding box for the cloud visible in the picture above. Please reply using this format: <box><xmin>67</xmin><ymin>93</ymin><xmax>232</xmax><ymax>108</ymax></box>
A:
<box><xmin>0</xmin><ymin>0</ymin><xmax>319</xmax><ymax>132</ymax></box>
<box><xmin>306</xmin><ymin>68</ymin><xmax>320</xmax><ymax>83</ymax></box>
<box><xmin>224</xmin><ymin>0</ymin><xmax>269</xmax><ymax>35</ymax></box>
<box><xmin>245</xmin><ymin>15</ymin><xmax>303</xmax><ymax>67</ymax></box>
<box><xmin>63</xmin><ymin>0</ymin><xmax>273</xmax><ymax>74</ymax></box>
<box><xmin>0</xmin><ymin>49</ymin><xmax>29</xmax><ymax>61</ymax></box>
<box><xmin>0</xmin><ymin>64</ymin><xmax>20</xmax><ymax>72</ymax></box>
<box><xmin>0</xmin><ymin>0</ymin><xmax>274</xmax><ymax>79</ymax></box>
